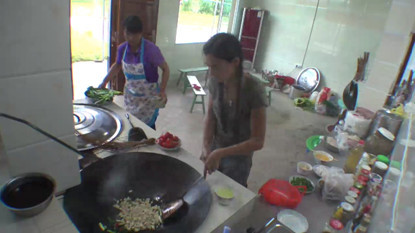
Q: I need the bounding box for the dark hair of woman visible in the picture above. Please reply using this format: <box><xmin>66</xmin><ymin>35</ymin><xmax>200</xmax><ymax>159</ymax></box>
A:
<box><xmin>123</xmin><ymin>15</ymin><xmax>143</xmax><ymax>34</ymax></box>
<box><xmin>203</xmin><ymin>33</ymin><xmax>244</xmax><ymax>135</ymax></box>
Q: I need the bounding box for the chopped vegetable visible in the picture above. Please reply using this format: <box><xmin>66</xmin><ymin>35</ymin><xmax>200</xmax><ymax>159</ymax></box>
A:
<box><xmin>114</xmin><ymin>197</ymin><xmax>162</xmax><ymax>232</ymax></box>
<box><xmin>85</xmin><ymin>86</ymin><xmax>122</xmax><ymax>104</ymax></box>
<box><xmin>290</xmin><ymin>176</ymin><xmax>314</xmax><ymax>193</ymax></box>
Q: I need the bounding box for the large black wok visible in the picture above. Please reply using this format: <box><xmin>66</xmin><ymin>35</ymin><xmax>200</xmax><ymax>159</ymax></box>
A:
<box><xmin>63</xmin><ymin>152</ymin><xmax>212</xmax><ymax>233</ymax></box>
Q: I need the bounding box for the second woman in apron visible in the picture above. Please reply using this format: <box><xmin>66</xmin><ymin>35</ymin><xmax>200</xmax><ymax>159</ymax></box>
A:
<box><xmin>99</xmin><ymin>15</ymin><xmax>169</xmax><ymax>129</ymax></box>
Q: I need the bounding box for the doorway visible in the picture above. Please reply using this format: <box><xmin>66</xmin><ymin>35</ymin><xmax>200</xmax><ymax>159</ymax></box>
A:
<box><xmin>70</xmin><ymin>0</ymin><xmax>111</xmax><ymax>100</ymax></box>
<box><xmin>70</xmin><ymin>0</ymin><xmax>160</xmax><ymax>99</ymax></box>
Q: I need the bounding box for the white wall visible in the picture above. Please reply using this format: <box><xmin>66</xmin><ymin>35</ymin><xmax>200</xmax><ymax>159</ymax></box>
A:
<box><xmin>246</xmin><ymin>0</ymin><xmax>415</xmax><ymax>112</ymax></box>
<box><xmin>249</xmin><ymin>0</ymin><xmax>318</xmax><ymax>73</ymax></box>
<box><xmin>156</xmin><ymin>0</ymin><xmax>251</xmax><ymax>78</ymax></box>
<box><xmin>156</xmin><ymin>0</ymin><xmax>206</xmax><ymax>78</ymax></box>
<box><xmin>359</xmin><ymin>0</ymin><xmax>415</xmax><ymax>110</ymax></box>
<box><xmin>0</xmin><ymin>0</ymin><xmax>81</xmax><ymax>192</ymax></box>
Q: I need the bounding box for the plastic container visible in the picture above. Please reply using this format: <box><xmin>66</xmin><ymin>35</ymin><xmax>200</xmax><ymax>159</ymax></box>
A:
<box><xmin>355</xmin><ymin>152</ymin><xmax>370</xmax><ymax>176</ymax></box>
<box><xmin>373</xmin><ymin>161</ymin><xmax>388</xmax><ymax>177</ymax></box>
<box><xmin>215</xmin><ymin>187</ymin><xmax>234</xmax><ymax>206</ymax></box>
<box><xmin>258</xmin><ymin>179</ymin><xmax>304</xmax><ymax>209</ymax></box>
<box><xmin>364</xmin><ymin>127</ymin><xmax>395</xmax><ymax>156</ymax></box>
<box><xmin>313</xmin><ymin>150</ymin><xmax>334</xmax><ymax>165</ymax></box>
<box><xmin>390</xmin><ymin>160</ymin><xmax>401</xmax><ymax>169</ymax></box>
<box><xmin>376</xmin><ymin>155</ymin><xmax>390</xmax><ymax>165</ymax></box>
<box><xmin>297</xmin><ymin>161</ymin><xmax>312</xmax><ymax>176</ymax></box>
<box><xmin>344</xmin><ymin>140</ymin><xmax>365</xmax><ymax>174</ymax></box>
<box><xmin>289</xmin><ymin>84</ymin><xmax>306</xmax><ymax>99</ymax></box>
<box><xmin>323</xmin><ymin>219</ymin><xmax>344</xmax><ymax>232</ymax></box>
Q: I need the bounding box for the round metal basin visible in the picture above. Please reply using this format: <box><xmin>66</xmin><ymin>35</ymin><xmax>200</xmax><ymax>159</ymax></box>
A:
<box><xmin>73</xmin><ymin>104</ymin><xmax>122</xmax><ymax>151</ymax></box>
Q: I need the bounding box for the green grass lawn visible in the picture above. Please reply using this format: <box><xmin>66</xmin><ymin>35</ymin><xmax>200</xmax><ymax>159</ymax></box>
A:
<box><xmin>71</xmin><ymin>30</ymin><xmax>108</xmax><ymax>62</ymax></box>
<box><xmin>70</xmin><ymin>0</ymin><xmax>110</xmax><ymax>62</ymax></box>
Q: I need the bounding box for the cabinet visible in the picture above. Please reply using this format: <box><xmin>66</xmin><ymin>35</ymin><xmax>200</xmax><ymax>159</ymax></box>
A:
<box><xmin>238</xmin><ymin>8</ymin><xmax>266</xmax><ymax>69</ymax></box>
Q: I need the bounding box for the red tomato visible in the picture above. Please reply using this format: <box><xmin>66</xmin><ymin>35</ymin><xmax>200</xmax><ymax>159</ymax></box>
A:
<box><xmin>165</xmin><ymin>132</ymin><xmax>173</xmax><ymax>139</ymax></box>
<box><xmin>172</xmin><ymin>136</ymin><xmax>179</xmax><ymax>142</ymax></box>
<box><xmin>162</xmin><ymin>138</ymin><xmax>179</xmax><ymax>148</ymax></box>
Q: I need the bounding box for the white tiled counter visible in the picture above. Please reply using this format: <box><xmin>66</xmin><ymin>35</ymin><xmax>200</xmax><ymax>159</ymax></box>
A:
<box><xmin>0</xmin><ymin>102</ymin><xmax>257</xmax><ymax>233</ymax></box>
<box><xmin>0</xmin><ymin>136</ymin><xmax>78</xmax><ymax>233</ymax></box>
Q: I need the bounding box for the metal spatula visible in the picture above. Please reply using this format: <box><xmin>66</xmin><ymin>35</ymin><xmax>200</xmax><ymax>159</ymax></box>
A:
<box><xmin>125</xmin><ymin>113</ymin><xmax>147</xmax><ymax>142</ymax></box>
<box><xmin>161</xmin><ymin>176</ymin><xmax>207</xmax><ymax>220</ymax></box>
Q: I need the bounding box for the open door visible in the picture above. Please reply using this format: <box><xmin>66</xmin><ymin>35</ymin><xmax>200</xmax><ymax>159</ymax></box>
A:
<box><xmin>109</xmin><ymin>0</ymin><xmax>159</xmax><ymax>91</ymax></box>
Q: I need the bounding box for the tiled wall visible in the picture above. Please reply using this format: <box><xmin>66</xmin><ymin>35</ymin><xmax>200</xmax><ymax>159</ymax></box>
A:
<box><xmin>157</xmin><ymin>0</ymin><xmax>414</xmax><ymax>111</ymax></box>
<box><xmin>359</xmin><ymin>0</ymin><xmax>415</xmax><ymax>110</ymax></box>
<box><xmin>0</xmin><ymin>0</ymin><xmax>81</xmax><ymax>192</ymax></box>
<box><xmin>247</xmin><ymin>0</ymin><xmax>415</xmax><ymax>111</ymax></box>
<box><xmin>249</xmin><ymin>0</ymin><xmax>319</xmax><ymax>73</ymax></box>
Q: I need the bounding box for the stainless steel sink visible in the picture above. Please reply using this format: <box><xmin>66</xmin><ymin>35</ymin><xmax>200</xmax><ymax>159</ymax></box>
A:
<box><xmin>255</xmin><ymin>218</ymin><xmax>295</xmax><ymax>233</ymax></box>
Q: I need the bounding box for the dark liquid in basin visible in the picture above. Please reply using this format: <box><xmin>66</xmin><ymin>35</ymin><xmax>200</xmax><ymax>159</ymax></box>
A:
<box><xmin>2</xmin><ymin>179</ymin><xmax>54</xmax><ymax>208</ymax></box>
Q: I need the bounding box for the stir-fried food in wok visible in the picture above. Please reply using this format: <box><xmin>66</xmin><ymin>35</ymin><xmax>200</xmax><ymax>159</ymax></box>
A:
<box><xmin>99</xmin><ymin>197</ymin><xmax>162</xmax><ymax>232</ymax></box>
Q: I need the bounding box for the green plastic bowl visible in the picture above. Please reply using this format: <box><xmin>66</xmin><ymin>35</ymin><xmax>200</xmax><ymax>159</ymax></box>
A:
<box><xmin>306</xmin><ymin>135</ymin><xmax>323</xmax><ymax>151</ymax></box>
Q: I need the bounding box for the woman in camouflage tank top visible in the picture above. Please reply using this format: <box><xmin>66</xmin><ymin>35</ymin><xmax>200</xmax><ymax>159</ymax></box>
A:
<box><xmin>201</xmin><ymin>33</ymin><xmax>267</xmax><ymax>187</ymax></box>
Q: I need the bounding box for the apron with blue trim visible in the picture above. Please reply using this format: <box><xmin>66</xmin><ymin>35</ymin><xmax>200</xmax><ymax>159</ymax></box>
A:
<box><xmin>122</xmin><ymin>41</ymin><xmax>159</xmax><ymax>127</ymax></box>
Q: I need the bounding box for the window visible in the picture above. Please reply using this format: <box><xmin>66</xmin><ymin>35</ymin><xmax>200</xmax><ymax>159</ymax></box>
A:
<box><xmin>175</xmin><ymin>0</ymin><xmax>233</xmax><ymax>44</ymax></box>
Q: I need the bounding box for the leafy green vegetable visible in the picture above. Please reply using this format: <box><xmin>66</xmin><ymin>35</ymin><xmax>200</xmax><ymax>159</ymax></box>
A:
<box><xmin>85</xmin><ymin>86</ymin><xmax>122</xmax><ymax>104</ymax></box>
<box><xmin>290</xmin><ymin>176</ymin><xmax>314</xmax><ymax>193</ymax></box>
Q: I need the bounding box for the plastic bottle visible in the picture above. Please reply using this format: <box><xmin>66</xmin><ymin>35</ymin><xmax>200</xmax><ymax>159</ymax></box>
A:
<box><xmin>344</xmin><ymin>140</ymin><xmax>365</xmax><ymax>174</ymax></box>
<box><xmin>355</xmin><ymin>152</ymin><xmax>370</xmax><ymax>176</ymax></box>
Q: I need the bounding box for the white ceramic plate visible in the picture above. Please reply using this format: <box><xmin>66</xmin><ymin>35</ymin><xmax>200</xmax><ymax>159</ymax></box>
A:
<box><xmin>277</xmin><ymin>209</ymin><xmax>309</xmax><ymax>233</ymax></box>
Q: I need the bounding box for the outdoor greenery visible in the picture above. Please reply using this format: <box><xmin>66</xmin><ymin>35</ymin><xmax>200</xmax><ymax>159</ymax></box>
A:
<box><xmin>70</xmin><ymin>0</ymin><xmax>110</xmax><ymax>62</ymax></box>
<box><xmin>71</xmin><ymin>30</ymin><xmax>108</xmax><ymax>62</ymax></box>
<box><xmin>71</xmin><ymin>0</ymin><xmax>231</xmax><ymax>61</ymax></box>
<box><xmin>182</xmin><ymin>0</ymin><xmax>193</xmax><ymax>11</ymax></box>
<box><xmin>198</xmin><ymin>0</ymin><xmax>231</xmax><ymax>15</ymax></box>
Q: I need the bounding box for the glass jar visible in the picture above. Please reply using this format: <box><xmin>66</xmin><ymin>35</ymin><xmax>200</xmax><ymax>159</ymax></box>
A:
<box><xmin>323</xmin><ymin>219</ymin><xmax>344</xmax><ymax>232</ymax></box>
<box><xmin>372</xmin><ymin>161</ymin><xmax>389</xmax><ymax>177</ymax></box>
<box><xmin>340</xmin><ymin>202</ymin><xmax>355</xmax><ymax>225</ymax></box>
<box><xmin>345</xmin><ymin>195</ymin><xmax>357</xmax><ymax>209</ymax></box>
<box><xmin>364</xmin><ymin>128</ymin><xmax>395</xmax><ymax>156</ymax></box>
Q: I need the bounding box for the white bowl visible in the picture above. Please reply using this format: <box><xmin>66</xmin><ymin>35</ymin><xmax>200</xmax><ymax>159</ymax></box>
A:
<box><xmin>277</xmin><ymin>209</ymin><xmax>309</xmax><ymax>233</ymax></box>
<box><xmin>156</xmin><ymin>138</ymin><xmax>181</xmax><ymax>152</ymax></box>
<box><xmin>313</xmin><ymin>150</ymin><xmax>334</xmax><ymax>165</ymax></box>
<box><xmin>214</xmin><ymin>187</ymin><xmax>234</xmax><ymax>206</ymax></box>
<box><xmin>289</xmin><ymin>176</ymin><xmax>315</xmax><ymax>194</ymax></box>
<box><xmin>296</xmin><ymin>161</ymin><xmax>312</xmax><ymax>176</ymax></box>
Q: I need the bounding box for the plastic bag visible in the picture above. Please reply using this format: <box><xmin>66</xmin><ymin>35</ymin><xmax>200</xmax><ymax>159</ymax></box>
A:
<box><xmin>258</xmin><ymin>179</ymin><xmax>304</xmax><ymax>209</ymax></box>
<box><xmin>322</xmin><ymin>167</ymin><xmax>354</xmax><ymax>201</ymax></box>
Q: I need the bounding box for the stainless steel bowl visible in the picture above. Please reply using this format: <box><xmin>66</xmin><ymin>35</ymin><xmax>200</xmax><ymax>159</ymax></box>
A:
<box><xmin>1</xmin><ymin>173</ymin><xmax>56</xmax><ymax>217</ymax></box>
